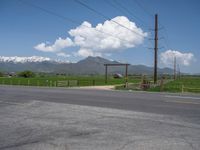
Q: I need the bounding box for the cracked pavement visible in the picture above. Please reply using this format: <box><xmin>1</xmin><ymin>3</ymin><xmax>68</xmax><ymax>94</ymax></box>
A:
<box><xmin>0</xmin><ymin>100</ymin><xmax>200</xmax><ymax>150</ymax></box>
<box><xmin>0</xmin><ymin>86</ymin><xmax>200</xmax><ymax>149</ymax></box>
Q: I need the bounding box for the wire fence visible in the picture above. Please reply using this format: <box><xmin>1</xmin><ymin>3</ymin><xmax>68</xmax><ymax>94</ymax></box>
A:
<box><xmin>0</xmin><ymin>77</ymin><xmax>141</xmax><ymax>87</ymax></box>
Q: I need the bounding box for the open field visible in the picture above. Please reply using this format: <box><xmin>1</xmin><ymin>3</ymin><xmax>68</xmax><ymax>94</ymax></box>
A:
<box><xmin>148</xmin><ymin>76</ymin><xmax>200</xmax><ymax>93</ymax></box>
<box><xmin>115</xmin><ymin>76</ymin><xmax>200</xmax><ymax>93</ymax></box>
<box><xmin>0</xmin><ymin>75</ymin><xmax>141</xmax><ymax>87</ymax></box>
<box><xmin>1</xmin><ymin>75</ymin><xmax>200</xmax><ymax>93</ymax></box>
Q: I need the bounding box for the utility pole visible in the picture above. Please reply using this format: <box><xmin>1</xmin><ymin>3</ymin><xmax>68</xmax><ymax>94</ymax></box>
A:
<box><xmin>177</xmin><ymin>64</ymin><xmax>180</xmax><ymax>79</ymax></box>
<box><xmin>125</xmin><ymin>64</ymin><xmax>128</xmax><ymax>88</ymax></box>
<box><xmin>173</xmin><ymin>56</ymin><xmax>177</xmax><ymax>80</ymax></box>
<box><xmin>105</xmin><ymin>65</ymin><xmax>108</xmax><ymax>84</ymax></box>
<box><xmin>154</xmin><ymin>14</ymin><xmax>158</xmax><ymax>84</ymax></box>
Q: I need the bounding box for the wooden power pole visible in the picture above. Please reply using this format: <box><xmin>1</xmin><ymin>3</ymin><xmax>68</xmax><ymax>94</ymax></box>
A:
<box><xmin>174</xmin><ymin>56</ymin><xmax>176</xmax><ymax>80</ymax></box>
<box><xmin>154</xmin><ymin>14</ymin><xmax>158</xmax><ymax>84</ymax></box>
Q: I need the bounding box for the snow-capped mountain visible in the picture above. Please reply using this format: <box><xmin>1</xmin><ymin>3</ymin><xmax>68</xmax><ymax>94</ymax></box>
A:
<box><xmin>0</xmin><ymin>56</ymin><xmax>51</xmax><ymax>63</ymax></box>
<box><xmin>0</xmin><ymin>56</ymin><xmax>174</xmax><ymax>74</ymax></box>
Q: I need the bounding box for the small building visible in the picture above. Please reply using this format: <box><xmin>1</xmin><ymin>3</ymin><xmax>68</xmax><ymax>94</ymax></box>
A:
<box><xmin>113</xmin><ymin>73</ymin><xmax>123</xmax><ymax>78</ymax></box>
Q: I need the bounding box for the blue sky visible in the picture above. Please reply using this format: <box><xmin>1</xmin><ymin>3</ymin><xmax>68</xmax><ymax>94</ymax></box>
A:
<box><xmin>0</xmin><ymin>0</ymin><xmax>200</xmax><ymax>73</ymax></box>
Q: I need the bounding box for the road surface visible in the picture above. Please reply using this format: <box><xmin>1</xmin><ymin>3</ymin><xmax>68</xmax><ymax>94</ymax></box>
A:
<box><xmin>0</xmin><ymin>85</ymin><xmax>200</xmax><ymax>150</ymax></box>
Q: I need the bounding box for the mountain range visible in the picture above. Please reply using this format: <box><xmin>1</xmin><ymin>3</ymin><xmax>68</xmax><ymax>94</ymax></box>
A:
<box><xmin>0</xmin><ymin>56</ymin><xmax>174</xmax><ymax>75</ymax></box>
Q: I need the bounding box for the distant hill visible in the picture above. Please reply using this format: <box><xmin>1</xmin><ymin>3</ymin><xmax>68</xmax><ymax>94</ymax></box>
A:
<box><xmin>0</xmin><ymin>56</ymin><xmax>174</xmax><ymax>75</ymax></box>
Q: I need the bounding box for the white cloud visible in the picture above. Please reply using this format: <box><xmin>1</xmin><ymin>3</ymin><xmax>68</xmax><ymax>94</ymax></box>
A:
<box><xmin>76</xmin><ymin>48</ymin><xmax>102</xmax><ymax>57</ymax></box>
<box><xmin>56</xmin><ymin>52</ymin><xmax>70</xmax><ymax>58</ymax></box>
<box><xmin>160</xmin><ymin>50</ymin><xmax>194</xmax><ymax>66</ymax></box>
<box><xmin>34</xmin><ymin>16</ymin><xmax>147</xmax><ymax>58</ymax></box>
<box><xmin>34</xmin><ymin>37</ymin><xmax>73</xmax><ymax>53</ymax></box>
<box><xmin>69</xmin><ymin>16</ymin><xmax>147</xmax><ymax>57</ymax></box>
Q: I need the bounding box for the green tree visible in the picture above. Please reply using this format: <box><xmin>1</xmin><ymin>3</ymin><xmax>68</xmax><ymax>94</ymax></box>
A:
<box><xmin>18</xmin><ymin>70</ymin><xmax>35</xmax><ymax>78</ymax></box>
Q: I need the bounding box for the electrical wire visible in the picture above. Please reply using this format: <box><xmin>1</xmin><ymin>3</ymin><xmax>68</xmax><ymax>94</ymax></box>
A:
<box><xmin>112</xmin><ymin>0</ymin><xmax>150</xmax><ymax>28</ymax></box>
<box><xmin>133</xmin><ymin>0</ymin><xmax>154</xmax><ymax>18</ymax></box>
<box><xmin>18</xmin><ymin>0</ymin><xmax>135</xmax><ymax>43</ymax></box>
<box><xmin>73</xmin><ymin>0</ymin><xmax>147</xmax><ymax>38</ymax></box>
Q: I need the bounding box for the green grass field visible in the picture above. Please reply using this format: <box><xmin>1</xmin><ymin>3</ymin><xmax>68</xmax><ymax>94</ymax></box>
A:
<box><xmin>148</xmin><ymin>76</ymin><xmax>200</xmax><ymax>93</ymax></box>
<box><xmin>115</xmin><ymin>76</ymin><xmax>200</xmax><ymax>93</ymax></box>
<box><xmin>1</xmin><ymin>75</ymin><xmax>199</xmax><ymax>93</ymax></box>
<box><xmin>0</xmin><ymin>75</ymin><xmax>141</xmax><ymax>87</ymax></box>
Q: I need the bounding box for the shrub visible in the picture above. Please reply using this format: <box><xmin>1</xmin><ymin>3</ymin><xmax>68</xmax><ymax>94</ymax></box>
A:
<box><xmin>18</xmin><ymin>70</ymin><xmax>35</xmax><ymax>78</ymax></box>
<box><xmin>0</xmin><ymin>72</ymin><xmax>3</xmax><ymax>77</ymax></box>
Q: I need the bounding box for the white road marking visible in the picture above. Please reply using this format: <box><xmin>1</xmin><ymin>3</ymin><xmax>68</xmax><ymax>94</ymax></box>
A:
<box><xmin>0</xmin><ymin>100</ymin><xmax>25</xmax><ymax>106</ymax></box>
<box><xmin>164</xmin><ymin>95</ymin><xmax>200</xmax><ymax>100</ymax></box>
<box><xmin>164</xmin><ymin>100</ymin><xmax>200</xmax><ymax>105</ymax></box>
<box><xmin>164</xmin><ymin>95</ymin><xmax>200</xmax><ymax>105</ymax></box>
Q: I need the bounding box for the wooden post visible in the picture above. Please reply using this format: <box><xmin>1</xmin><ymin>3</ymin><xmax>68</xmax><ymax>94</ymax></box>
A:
<box><xmin>160</xmin><ymin>77</ymin><xmax>164</xmax><ymax>91</ymax></box>
<box><xmin>154</xmin><ymin>14</ymin><xmax>158</xmax><ymax>84</ymax></box>
<box><xmin>182</xmin><ymin>85</ymin><xmax>184</xmax><ymax>93</ymax></box>
<box><xmin>105</xmin><ymin>65</ymin><xmax>108</xmax><ymax>84</ymax></box>
<box><xmin>125</xmin><ymin>64</ymin><xmax>128</xmax><ymax>88</ymax></box>
<box><xmin>174</xmin><ymin>56</ymin><xmax>176</xmax><ymax>80</ymax></box>
<box><xmin>93</xmin><ymin>80</ymin><xmax>95</xmax><ymax>86</ymax></box>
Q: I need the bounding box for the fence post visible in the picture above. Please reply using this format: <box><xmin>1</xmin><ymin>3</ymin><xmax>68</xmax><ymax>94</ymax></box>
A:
<box><xmin>160</xmin><ymin>77</ymin><xmax>164</xmax><ymax>91</ymax></box>
<box><xmin>54</xmin><ymin>81</ymin><xmax>57</xmax><ymax>87</ymax></box>
<box><xmin>18</xmin><ymin>80</ymin><xmax>21</xmax><ymax>86</ymax></box>
<box><xmin>93</xmin><ymin>80</ymin><xmax>95</xmax><ymax>86</ymax></box>
<box><xmin>28</xmin><ymin>80</ymin><xmax>30</xmax><ymax>86</ymax></box>
<box><xmin>67</xmin><ymin>80</ymin><xmax>69</xmax><ymax>87</ymax></box>
<box><xmin>182</xmin><ymin>85</ymin><xmax>184</xmax><ymax>93</ymax></box>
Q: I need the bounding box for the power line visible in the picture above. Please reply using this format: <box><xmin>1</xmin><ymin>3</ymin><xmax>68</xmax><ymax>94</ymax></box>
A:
<box><xmin>133</xmin><ymin>0</ymin><xmax>154</xmax><ymax>18</ymax></box>
<box><xmin>130</xmin><ymin>0</ymin><xmax>172</xmax><ymax>51</ymax></box>
<box><xmin>104</xmin><ymin>0</ymin><xmax>150</xmax><ymax>28</ymax></box>
<box><xmin>132</xmin><ymin>0</ymin><xmax>170</xmax><ymax>48</ymax></box>
<box><xmin>162</xmin><ymin>27</ymin><xmax>172</xmax><ymax>49</ymax></box>
<box><xmin>73</xmin><ymin>0</ymin><xmax>147</xmax><ymax>38</ymax></box>
<box><xmin>17</xmin><ymin>0</ymin><xmax>133</xmax><ymax>44</ymax></box>
<box><xmin>18</xmin><ymin>0</ymin><xmax>78</xmax><ymax>25</ymax></box>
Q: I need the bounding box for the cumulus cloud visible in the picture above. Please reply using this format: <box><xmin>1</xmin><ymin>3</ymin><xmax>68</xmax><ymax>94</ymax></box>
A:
<box><xmin>34</xmin><ymin>16</ymin><xmax>147</xmax><ymax>57</ymax></box>
<box><xmin>34</xmin><ymin>37</ymin><xmax>73</xmax><ymax>57</ymax></box>
<box><xmin>69</xmin><ymin>16</ymin><xmax>147</xmax><ymax>57</ymax></box>
<box><xmin>160</xmin><ymin>50</ymin><xmax>194</xmax><ymax>66</ymax></box>
<box><xmin>76</xmin><ymin>49</ymin><xmax>102</xmax><ymax>57</ymax></box>
<box><xmin>56</xmin><ymin>52</ymin><xmax>70</xmax><ymax>58</ymax></box>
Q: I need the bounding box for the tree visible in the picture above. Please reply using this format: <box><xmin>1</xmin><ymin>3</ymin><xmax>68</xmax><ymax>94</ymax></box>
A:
<box><xmin>18</xmin><ymin>70</ymin><xmax>35</xmax><ymax>78</ymax></box>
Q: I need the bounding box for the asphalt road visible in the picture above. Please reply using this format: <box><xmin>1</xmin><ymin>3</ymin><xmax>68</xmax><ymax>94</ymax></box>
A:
<box><xmin>0</xmin><ymin>85</ymin><xmax>200</xmax><ymax>118</ymax></box>
<box><xmin>0</xmin><ymin>85</ymin><xmax>200</xmax><ymax>150</ymax></box>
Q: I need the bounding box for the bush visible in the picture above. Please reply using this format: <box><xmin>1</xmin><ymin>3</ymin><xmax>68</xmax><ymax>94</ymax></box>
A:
<box><xmin>18</xmin><ymin>70</ymin><xmax>35</xmax><ymax>78</ymax></box>
<box><xmin>0</xmin><ymin>72</ymin><xmax>3</xmax><ymax>77</ymax></box>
